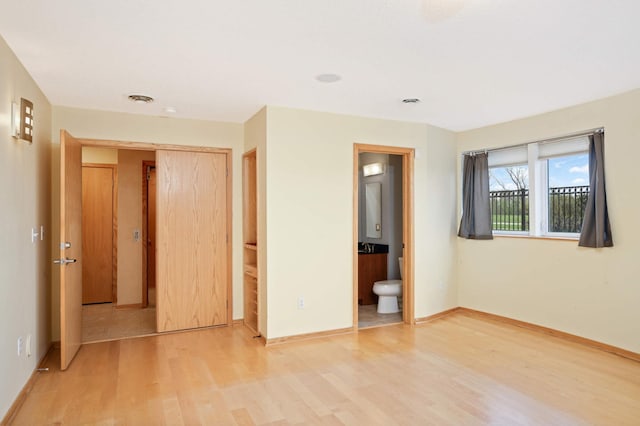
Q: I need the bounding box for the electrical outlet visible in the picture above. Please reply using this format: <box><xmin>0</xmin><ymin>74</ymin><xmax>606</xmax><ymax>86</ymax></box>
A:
<box><xmin>297</xmin><ymin>296</ymin><xmax>305</xmax><ymax>310</ymax></box>
<box><xmin>17</xmin><ymin>337</ymin><xmax>23</xmax><ymax>356</ymax></box>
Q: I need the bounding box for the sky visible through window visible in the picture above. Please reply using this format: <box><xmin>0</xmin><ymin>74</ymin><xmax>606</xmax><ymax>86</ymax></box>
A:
<box><xmin>548</xmin><ymin>153</ymin><xmax>589</xmax><ymax>188</ymax></box>
<box><xmin>489</xmin><ymin>153</ymin><xmax>588</xmax><ymax>191</ymax></box>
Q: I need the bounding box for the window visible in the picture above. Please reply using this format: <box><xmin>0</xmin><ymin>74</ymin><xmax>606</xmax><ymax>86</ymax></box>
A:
<box><xmin>490</xmin><ymin>165</ymin><xmax>529</xmax><ymax>232</ymax></box>
<box><xmin>546</xmin><ymin>153</ymin><xmax>589</xmax><ymax>234</ymax></box>
<box><xmin>487</xmin><ymin>136</ymin><xmax>589</xmax><ymax>238</ymax></box>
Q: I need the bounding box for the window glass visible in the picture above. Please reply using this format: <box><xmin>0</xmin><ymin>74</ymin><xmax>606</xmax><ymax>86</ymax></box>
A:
<box><xmin>482</xmin><ymin>136</ymin><xmax>592</xmax><ymax>238</ymax></box>
<box><xmin>547</xmin><ymin>153</ymin><xmax>589</xmax><ymax>233</ymax></box>
<box><xmin>489</xmin><ymin>165</ymin><xmax>529</xmax><ymax>232</ymax></box>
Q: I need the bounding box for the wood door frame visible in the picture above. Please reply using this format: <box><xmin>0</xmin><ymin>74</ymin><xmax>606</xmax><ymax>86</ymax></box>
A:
<box><xmin>82</xmin><ymin>163</ymin><xmax>118</xmax><ymax>304</ymax></box>
<box><xmin>353</xmin><ymin>143</ymin><xmax>415</xmax><ymax>328</ymax></box>
<box><xmin>76</xmin><ymin>137</ymin><xmax>234</xmax><ymax>327</ymax></box>
<box><xmin>141</xmin><ymin>160</ymin><xmax>155</xmax><ymax>308</ymax></box>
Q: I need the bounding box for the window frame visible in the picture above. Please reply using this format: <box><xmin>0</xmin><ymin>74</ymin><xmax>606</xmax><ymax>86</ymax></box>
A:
<box><xmin>488</xmin><ymin>138</ymin><xmax>589</xmax><ymax>239</ymax></box>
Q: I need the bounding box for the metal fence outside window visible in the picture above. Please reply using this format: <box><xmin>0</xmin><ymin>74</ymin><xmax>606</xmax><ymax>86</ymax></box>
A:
<box><xmin>490</xmin><ymin>186</ymin><xmax>590</xmax><ymax>233</ymax></box>
<box><xmin>548</xmin><ymin>185</ymin><xmax>590</xmax><ymax>233</ymax></box>
<box><xmin>490</xmin><ymin>189</ymin><xmax>529</xmax><ymax>232</ymax></box>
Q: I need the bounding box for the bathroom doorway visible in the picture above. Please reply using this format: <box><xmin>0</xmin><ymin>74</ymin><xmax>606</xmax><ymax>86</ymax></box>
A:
<box><xmin>353</xmin><ymin>144</ymin><xmax>414</xmax><ymax>329</ymax></box>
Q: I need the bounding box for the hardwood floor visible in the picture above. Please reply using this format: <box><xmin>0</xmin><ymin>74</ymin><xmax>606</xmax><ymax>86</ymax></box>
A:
<box><xmin>9</xmin><ymin>312</ymin><xmax>640</xmax><ymax>425</ymax></box>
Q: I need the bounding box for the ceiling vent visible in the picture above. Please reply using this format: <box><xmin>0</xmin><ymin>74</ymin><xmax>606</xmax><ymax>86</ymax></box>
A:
<box><xmin>128</xmin><ymin>94</ymin><xmax>154</xmax><ymax>104</ymax></box>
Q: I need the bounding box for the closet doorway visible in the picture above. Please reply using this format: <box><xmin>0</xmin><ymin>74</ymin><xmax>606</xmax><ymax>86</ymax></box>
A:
<box><xmin>58</xmin><ymin>131</ymin><xmax>232</xmax><ymax>370</ymax></box>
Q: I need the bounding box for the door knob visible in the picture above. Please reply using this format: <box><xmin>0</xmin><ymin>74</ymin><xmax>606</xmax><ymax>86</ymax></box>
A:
<box><xmin>53</xmin><ymin>258</ymin><xmax>77</xmax><ymax>265</ymax></box>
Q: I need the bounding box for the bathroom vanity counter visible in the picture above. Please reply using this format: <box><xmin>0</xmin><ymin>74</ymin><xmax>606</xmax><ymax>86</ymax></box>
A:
<box><xmin>358</xmin><ymin>252</ymin><xmax>387</xmax><ymax>305</ymax></box>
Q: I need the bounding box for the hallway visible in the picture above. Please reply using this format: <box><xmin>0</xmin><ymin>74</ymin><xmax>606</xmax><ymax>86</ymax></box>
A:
<box><xmin>82</xmin><ymin>303</ymin><xmax>156</xmax><ymax>343</ymax></box>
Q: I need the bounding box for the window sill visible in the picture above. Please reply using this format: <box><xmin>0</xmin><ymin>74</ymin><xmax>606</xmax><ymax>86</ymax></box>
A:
<box><xmin>493</xmin><ymin>234</ymin><xmax>579</xmax><ymax>242</ymax></box>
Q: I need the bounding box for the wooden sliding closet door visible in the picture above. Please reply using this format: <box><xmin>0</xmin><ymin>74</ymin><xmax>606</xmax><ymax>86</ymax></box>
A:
<box><xmin>156</xmin><ymin>150</ymin><xmax>228</xmax><ymax>332</ymax></box>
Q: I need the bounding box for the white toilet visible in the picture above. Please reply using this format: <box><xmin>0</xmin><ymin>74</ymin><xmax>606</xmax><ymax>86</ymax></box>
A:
<box><xmin>372</xmin><ymin>257</ymin><xmax>403</xmax><ymax>314</ymax></box>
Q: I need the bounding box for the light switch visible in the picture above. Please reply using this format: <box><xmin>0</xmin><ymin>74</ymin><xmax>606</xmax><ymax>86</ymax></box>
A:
<box><xmin>133</xmin><ymin>229</ymin><xmax>140</xmax><ymax>242</ymax></box>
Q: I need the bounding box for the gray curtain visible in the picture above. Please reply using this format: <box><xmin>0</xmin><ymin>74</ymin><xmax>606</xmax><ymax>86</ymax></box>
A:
<box><xmin>458</xmin><ymin>153</ymin><xmax>493</xmax><ymax>240</ymax></box>
<box><xmin>579</xmin><ymin>132</ymin><xmax>613</xmax><ymax>247</ymax></box>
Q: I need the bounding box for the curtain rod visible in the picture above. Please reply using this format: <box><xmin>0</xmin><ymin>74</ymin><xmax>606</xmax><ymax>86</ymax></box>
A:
<box><xmin>461</xmin><ymin>127</ymin><xmax>604</xmax><ymax>156</ymax></box>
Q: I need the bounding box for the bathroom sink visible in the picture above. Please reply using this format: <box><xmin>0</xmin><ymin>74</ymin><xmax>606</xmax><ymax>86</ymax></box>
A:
<box><xmin>357</xmin><ymin>243</ymin><xmax>389</xmax><ymax>254</ymax></box>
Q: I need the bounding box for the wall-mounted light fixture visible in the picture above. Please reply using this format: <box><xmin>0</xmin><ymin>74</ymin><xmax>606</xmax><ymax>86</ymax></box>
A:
<box><xmin>11</xmin><ymin>102</ymin><xmax>20</xmax><ymax>138</ymax></box>
<box><xmin>11</xmin><ymin>98</ymin><xmax>34</xmax><ymax>143</ymax></box>
<box><xmin>363</xmin><ymin>162</ymin><xmax>385</xmax><ymax>177</ymax></box>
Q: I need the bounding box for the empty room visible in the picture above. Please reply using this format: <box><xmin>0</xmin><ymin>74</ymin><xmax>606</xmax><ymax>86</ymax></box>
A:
<box><xmin>1</xmin><ymin>1</ymin><xmax>639</xmax><ymax>424</ymax></box>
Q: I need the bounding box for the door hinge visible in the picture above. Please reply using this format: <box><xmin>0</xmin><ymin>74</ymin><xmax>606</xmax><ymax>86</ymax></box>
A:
<box><xmin>226</xmin><ymin>167</ymin><xmax>229</xmax><ymax>177</ymax></box>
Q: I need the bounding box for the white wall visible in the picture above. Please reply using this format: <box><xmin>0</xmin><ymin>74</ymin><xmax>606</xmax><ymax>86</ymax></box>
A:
<box><xmin>0</xmin><ymin>36</ymin><xmax>52</xmax><ymax>419</ymax></box>
<box><xmin>82</xmin><ymin>146</ymin><xmax>117</xmax><ymax>164</ymax></box>
<box><xmin>51</xmin><ymin>106</ymin><xmax>244</xmax><ymax>340</ymax></box>
<box><xmin>264</xmin><ymin>107</ymin><xmax>458</xmax><ymax>339</ymax></box>
<box><xmin>457</xmin><ymin>89</ymin><xmax>640</xmax><ymax>353</ymax></box>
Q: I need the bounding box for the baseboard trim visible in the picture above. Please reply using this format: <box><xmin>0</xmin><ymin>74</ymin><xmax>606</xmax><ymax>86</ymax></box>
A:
<box><xmin>458</xmin><ymin>307</ymin><xmax>640</xmax><ymax>363</ymax></box>
<box><xmin>414</xmin><ymin>307</ymin><xmax>461</xmax><ymax>324</ymax></box>
<box><xmin>2</xmin><ymin>342</ymin><xmax>54</xmax><ymax>425</ymax></box>
<box><xmin>266</xmin><ymin>327</ymin><xmax>354</xmax><ymax>346</ymax></box>
<box><xmin>232</xmin><ymin>319</ymin><xmax>244</xmax><ymax>326</ymax></box>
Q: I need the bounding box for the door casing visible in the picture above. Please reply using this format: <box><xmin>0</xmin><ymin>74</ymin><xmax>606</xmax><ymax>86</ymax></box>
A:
<box><xmin>353</xmin><ymin>143</ymin><xmax>415</xmax><ymax>327</ymax></box>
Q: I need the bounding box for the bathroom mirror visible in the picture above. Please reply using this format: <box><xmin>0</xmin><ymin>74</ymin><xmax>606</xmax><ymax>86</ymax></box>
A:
<box><xmin>365</xmin><ymin>182</ymin><xmax>382</xmax><ymax>238</ymax></box>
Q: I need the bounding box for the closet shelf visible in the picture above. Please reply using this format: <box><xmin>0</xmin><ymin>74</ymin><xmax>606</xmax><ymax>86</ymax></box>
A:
<box><xmin>244</xmin><ymin>265</ymin><xmax>257</xmax><ymax>278</ymax></box>
<box><xmin>243</xmin><ymin>150</ymin><xmax>259</xmax><ymax>334</ymax></box>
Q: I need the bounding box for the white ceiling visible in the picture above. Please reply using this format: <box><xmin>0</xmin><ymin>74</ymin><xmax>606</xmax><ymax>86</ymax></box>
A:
<box><xmin>1</xmin><ymin>0</ymin><xmax>639</xmax><ymax>131</ymax></box>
